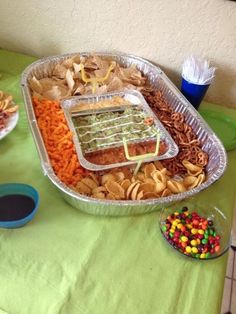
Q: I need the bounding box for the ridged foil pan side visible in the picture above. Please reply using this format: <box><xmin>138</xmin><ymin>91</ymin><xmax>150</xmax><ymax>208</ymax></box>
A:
<box><xmin>21</xmin><ymin>52</ymin><xmax>227</xmax><ymax>216</ymax></box>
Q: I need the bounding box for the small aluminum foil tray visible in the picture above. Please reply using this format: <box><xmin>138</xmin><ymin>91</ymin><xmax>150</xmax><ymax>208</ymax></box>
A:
<box><xmin>21</xmin><ymin>52</ymin><xmax>227</xmax><ymax>216</ymax></box>
<box><xmin>61</xmin><ymin>90</ymin><xmax>179</xmax><ymax>171</ymax></box>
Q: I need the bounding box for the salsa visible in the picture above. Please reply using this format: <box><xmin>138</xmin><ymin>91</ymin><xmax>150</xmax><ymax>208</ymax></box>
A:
<box><xmin>85</xmin><ymin>140</ymin><xmax>167</xmax><ymax>165</ymax></box>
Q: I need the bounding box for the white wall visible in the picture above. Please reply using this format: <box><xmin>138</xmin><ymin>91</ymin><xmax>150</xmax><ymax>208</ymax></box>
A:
<box><xmin>0</xmin><ymin>0</ymin><xmax>235</xmax><ymax>107</ymax></box>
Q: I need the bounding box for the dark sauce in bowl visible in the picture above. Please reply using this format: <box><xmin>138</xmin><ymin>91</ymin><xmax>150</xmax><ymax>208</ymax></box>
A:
<box><xmin>0</xmin><ymin>194</ymin><xmax>35</xmax><ymax>221</ymax></box>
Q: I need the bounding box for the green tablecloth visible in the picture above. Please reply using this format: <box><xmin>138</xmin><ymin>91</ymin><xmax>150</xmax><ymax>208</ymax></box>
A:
<box><xmin>0</xmin><ymin>49</ymin><xmax>236</xmax><ymax>314</ymax></box>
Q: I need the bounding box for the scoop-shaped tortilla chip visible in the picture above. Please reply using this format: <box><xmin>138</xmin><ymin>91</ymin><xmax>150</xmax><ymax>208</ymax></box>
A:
<box><xmin>121</xmin><ymin>179</ymin><xmax>132</xmax><ymax>191</ymax></box>
<box><xmin>183</xmin><ymin>176</ymin><xmax>197</xmax><ymax>187</ymax></box>
<box><xmin>92</xmin><ymin>186</ymin><xmax>107</xmax><ymax>194</ymax></box>
<box><xmin>101</xmin><ymin>173</ymin><xmax>116</xmax><ymax>185</ymax></box>
<box><xmin>142</xmin><ymin>192</ymin><xmax>159</xmax><ymax>199</ymax></box>
<box><xmin>136</xmin><ymin>190</ymin><xmax>144</xmax><ymax>201</ymax></box>
<box><xmin>81</xmin><ymin>177</ymin><xmax>98</xmax><ymax>190</ymax></box>
<box><xmin>105</xmin><ymin>181</ymin><xmax>125</xmax><ymax>200</ymax></box>
<box><xmin>144</xmin><ymin>163</ymin><xmax>157</xmax><ymax>178</ymax></box>
<box><xmin>187</xmin><ymin>173</ymin><xmax>206</xmax><ymax>190</ymax></box>
<box><xmin>139</xmin><ymin>182</ymin><xmax>156</xmax><ymax>193</ymax></box>
<box><xmin>106</xmin><ymin>193</ymin><xmax>116</xmax><ymax>200</ymax></box>
<box><xmin>161</xmin><ymin>188</ymin><xmax>172</xmax><ymax>197</ymax></box>
<box><xmin>76</xmin><ymin>181</ymin><xmax>91</xmax><ymax>195</ymax></box>
<box><xmin>155</xmin><ymin>182</ymin><xmax>166</xmax><ymax>194</ymax></box>
<box><xmin>131</xmin><ymin>183</ymin><xmax>140</xmax><ymax>200</ymax></box>
<box><xmin>93</xmin><ymin>192</ymin><xmax>106</xmax><ymax>199</ymax></box>
<box><xmin>167</xmin><ymin>180</ymin><xmax>186</xmax><ymax>194</ymax></box>
<box><xmin>182</xmin><ymin>159</ymin><xmax>203</xmax><ymax>176</ymax></box>
<box><xmin>126</xmin><ymin>181</ymin><xmax>139</xmax><ymax>199</ymax></box>
<box><xmin>151</xmin><ymin>170</ymin><xmax>167</xmax><ymax>186</ymax></box>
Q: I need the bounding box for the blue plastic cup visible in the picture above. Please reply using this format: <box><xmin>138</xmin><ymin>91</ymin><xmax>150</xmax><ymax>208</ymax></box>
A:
<box><xmin>181</xmin><ymin>78</ymin><xmax>210</xmax><ymax>110</ymax></box>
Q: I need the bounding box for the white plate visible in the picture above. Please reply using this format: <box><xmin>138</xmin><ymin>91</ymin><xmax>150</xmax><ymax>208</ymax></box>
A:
<box><xmin>0</xmin><ymin>110</ymin><xmax>19</xmax><ymax>140</ymax></box>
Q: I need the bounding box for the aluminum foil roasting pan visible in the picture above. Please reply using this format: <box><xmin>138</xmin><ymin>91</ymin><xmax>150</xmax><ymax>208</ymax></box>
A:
<box><xmin>21</xmin><ymin>52</ymin><xmax>227</xmax><ymax>216</ymax></box>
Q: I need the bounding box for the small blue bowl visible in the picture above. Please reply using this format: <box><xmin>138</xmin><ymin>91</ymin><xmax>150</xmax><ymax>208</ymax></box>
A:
<box><xmin>0</xmin><ymin>183</ymin><xmax>39</xmax><ymax>228</ymax></box>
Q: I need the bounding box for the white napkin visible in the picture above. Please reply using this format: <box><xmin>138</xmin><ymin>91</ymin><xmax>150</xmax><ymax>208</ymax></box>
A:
<box><xmin>182</xmin><ymin>56</ymin><xmax>216</xmax><ymax>85</ymax></box>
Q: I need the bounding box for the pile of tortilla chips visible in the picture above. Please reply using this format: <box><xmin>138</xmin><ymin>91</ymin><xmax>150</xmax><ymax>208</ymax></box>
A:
<box><xmin>73</xmin><ymin>160</ymin><xmax>206</xmax><ymax>200</ymax></box>
<box><xmin>29</xmin><ymin>54</ymin><xmax>149</xmax><ymax>100</ymax></box>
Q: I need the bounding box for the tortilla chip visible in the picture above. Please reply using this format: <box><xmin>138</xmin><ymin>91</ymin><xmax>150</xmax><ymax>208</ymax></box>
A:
<box><xmin>183</xmin><ymin>176</ymin><xmax>197</xmax><ymax>187</ymax></box>
<box><xmin>93</xmin><ymin>55</ymin><xmax>111</xmax><ymax>70</ymax></box>
<box><xmin>106</xmin><ymin>193</ymin><xmax>116</xmax><ymax>200</ymax></box>
<box><xmin>144</xmin><ymin>178</ymin><xmax>156</xmax><ymax>184</ymax></box>
<box><xmin>144</xmin><ymin>163</ymin><xmax>156</xmax><ymax>178</ymax></box>
<box><xmin>93</xmin><ymin>192</ymin><xmax>106</xmax><ymax>199</ymax></box>
<box><xmin>101</xmin><ymin>173</ymin><xmax>116</xmax><ymax>185</ymax></box>
<box><xmin>40</xmin><ymin>78</ymin><xmax>59</xmax><ymax>91</ymax></box>
<box><xmin>155</xmin><ymin>182</ymin><xmax>166</xmax><ymax>194</ymax></box>
<box><xmin>73</xmin><ymin>84</ymin><xmax>85</xmax><ymax>95</ymax></box>
<box><xmin>131</xmin><ymin>183</ymin><xmax>140</xmax><ymax>200</ymax></box>
<box><xmin>142</xmin><ymin>192</ymin><xmax>159</xmax><ymax>199</ymax></box>
<box><xmin>87</xmin><ymin>173</ymin><xmax>99</xmax><ymax>186</ymax></box>
<box><xmin>182</xmin><ymin>160</ymin><xmax>203</xmax><ymax>176</ymax></box>
<box><xmin>81</xmin><ymin>177</ymin><xmax>98</xmax><ymax>190</ymax></box>
<box><xmin>52</xmin><ymin>64</ymin><xmax>68</xmax><ymax>79</ymax></box>
<box><xmin>29</xmin><ymin>76</ymin><xmax>43</xmax><ymax>94</ymax></box>
<box><xmin>151</xmin><ymin>170</ymin><xmax>167</xmax><ymax>186</ymax></box>
<box><xmin>73</xmin><ymin>63</ymin><xmax>82</xmax><ymax>79</ymax></box>
<box><xmin>107</xmin><ymin>76</ymin><xmax>124</xmax><ymax>92</ymax></box>
<box><xmin>187</xmin><ymin>173</ymin><xmax>206</xmax><ymax>189</ymax></box>
<box><xmin>95</xmin><ymin>85</ymin><xmax>108</xmax><ymax>94</ymax></box>
<box><xmin>135</xmin><ymin>172</ymin><xmax>146</xmax><ymax>181</ymax></box>
<box><xmin>105</xmin><ymin>181</ymin><xmax>125</xmax><ymax>199</ymax></box>
<box><xmin>66</xmin><ymin>69</ymin><xmax>75</xmax><ymax>91</ymax></box>
<box><xmin>94</xmin><ymin>68</ymin><xmax>108</xmax><ymax>78</ymax></box>
<box><xmin>139</xmin><ymin>182</ymin><xmax>156</xmax><ymax>193</ymax></box>
<box><xmin>120</xmin><ymin>179</ymin><xmax>131</xmax><ymax>191</ymax></box>
<box><xmin>62</xmin><ymin>58</ymin><xmax>75</xmax><ymax>69</ymax></box>
<box><xmin>126</xmin><ymin>181</ymin><xmax>139</xmax><ymax>199</ymax></box>
<box><xmin>113</xmin><ymin>172</ymin><xmax>125</xmax><ymax>182</ymax></box>
<box><xmin>167</xmin><ymin>180</ymin><xmax>186</xmax><ymax>194</ymax></box>
<box><xmin>161</xmin><ymin>188</ymin><xmax>172</xmax><ymax>197</ymax></box>
<box><xmin>92</xmin><ymin>186</ymin><xmax>107</xmax><ymax>194</ymax></box>
<box><xmin>76</xmin><ymin>181</ymin><xmax>91</xmax><ymax>195</ymax></box>
<box><xmin>42</xmin><ymin>85</ymin><xmax>69</xmax><ymax>100</ymax></box>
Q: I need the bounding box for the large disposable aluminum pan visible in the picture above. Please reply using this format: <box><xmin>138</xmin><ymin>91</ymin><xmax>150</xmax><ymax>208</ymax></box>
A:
<box><xmin>21</xmin><ymin>52</ymin><xmax>227</xmax><ymax>216</ymax></box>
<box><xmin>61</xmin><ymin>90</ymin><xmax>179</xmax><ymax>171</ymax></box>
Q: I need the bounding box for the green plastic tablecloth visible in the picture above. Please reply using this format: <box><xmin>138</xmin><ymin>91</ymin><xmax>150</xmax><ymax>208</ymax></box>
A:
<box><xmin>0</xmin><ymin>48</ymin><xmax>236</xmax><ymax>314</ymax></box>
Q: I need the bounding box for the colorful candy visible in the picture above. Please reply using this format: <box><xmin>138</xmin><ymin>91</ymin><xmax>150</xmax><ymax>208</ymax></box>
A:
<box><xmin>161</xmin><ymin>206</ymin><xmax>221</xmax><ymax>259</ymax></box>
